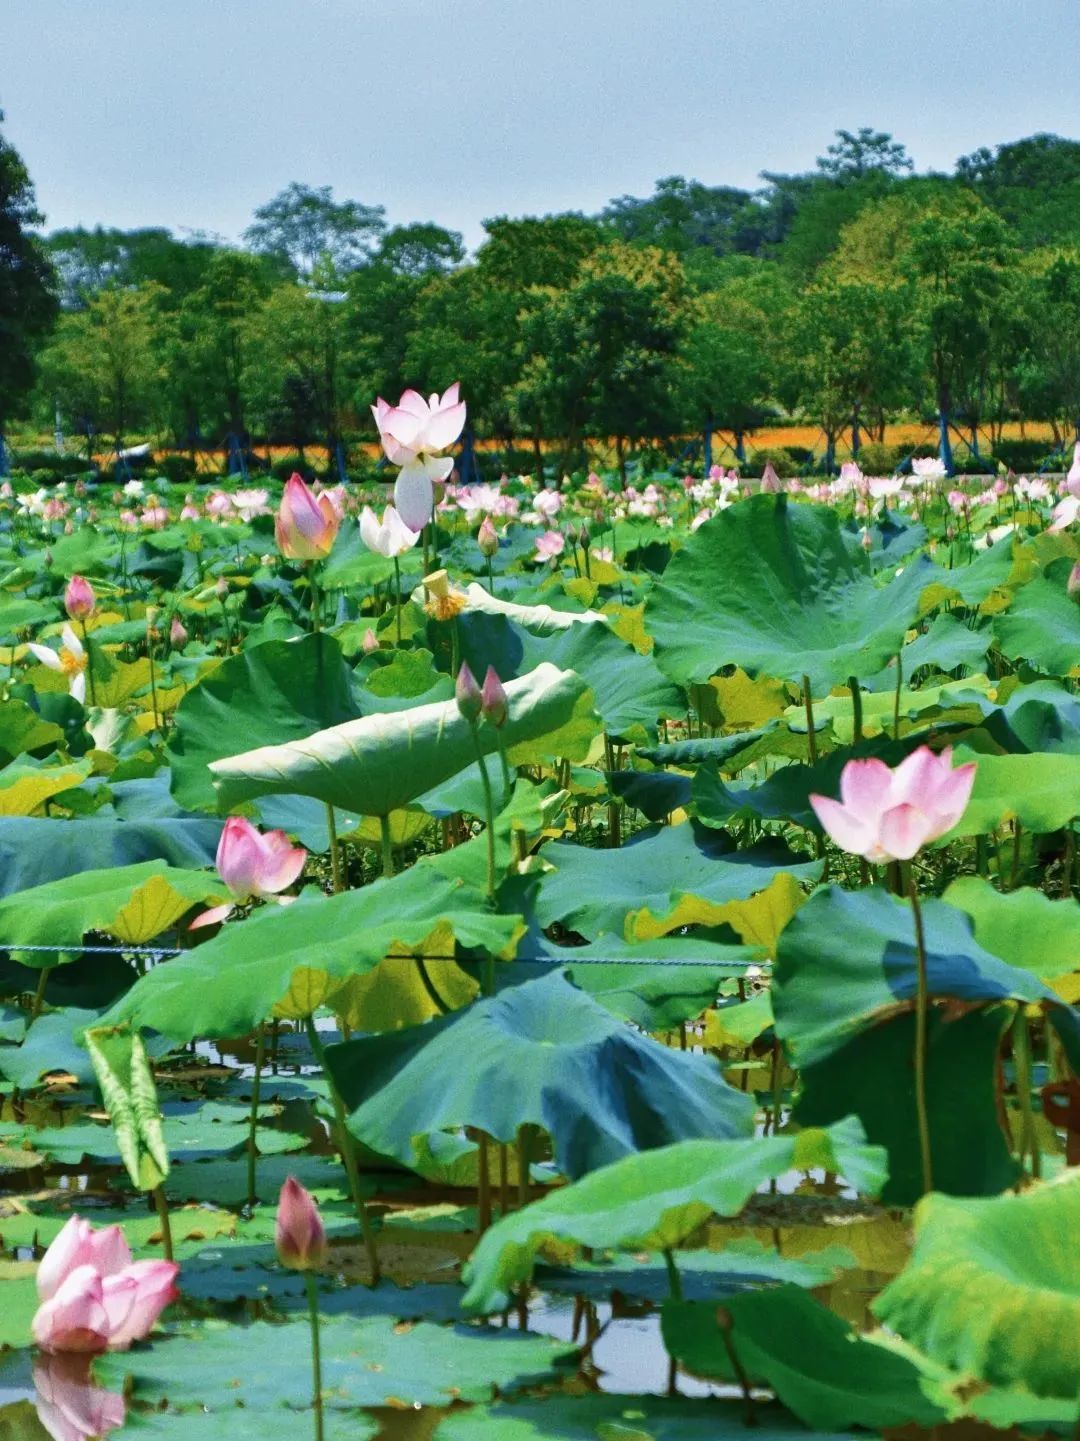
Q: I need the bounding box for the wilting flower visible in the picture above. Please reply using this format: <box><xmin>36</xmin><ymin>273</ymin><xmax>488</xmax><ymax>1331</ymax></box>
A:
<box><xmin>371</xmin><ymin>384</ymin><xmax>466</xmax><ymax>531</ymax></box>
<box><xmin>32</xmin><ymin>1216</ymin><xmax>178</xmax><ymax>1355</ymax></box>
<box><xmin>33</xmin><ymin>1352</ymin><xmax>126</xmax><ymax>1441</ymax></box>
<box><xmin>275</xmin><ymin>473</ymin><xmax>340</xmax><ymax>561</ymax></box>
<box><xmin>421</xmin><ymin>568</ymin><xmax>468</xmax><ymax>621</ymax></box>
<box><xmin>533</xmin><ymin>530</ymin><xmax>565</xmax><ymax>563</ymax></box>
<box><xmin>276</xmin><ymin>1177</ymin><xmax>327</xmax><ymax>1272</ymax></box>
<box><xmin>359</xmin><ymin>504</ymin><xmax>419</xmax><ymax>559</ymax></box>
<box><xmin>26</xmin><ymin>626</ymin><xmax>88</xmax><ymax>704</ymax></box>
<box><xmin>191</xmin><ymin>816</ymin><xmax>306</xmax><ymax>929</ymax></box>
<box><xmin>809</xmin><ymin>746</ymin><xmax>976</xmax><ymax>863</ymax></box>
<box><xmin>63</xmin><ymin>575</ymin><xmax>95</xmax><ymax>622</ymax></box>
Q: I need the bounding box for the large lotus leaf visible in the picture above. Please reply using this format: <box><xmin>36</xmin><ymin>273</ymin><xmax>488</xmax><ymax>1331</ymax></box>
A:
<box><xmin>873</xmin><ymin>1177</ymin><xmax>1080</xmax><ymax>1398</ymax></box>
<box><xmin>536</xmin><ymin>820</ymin><xmax>820</xmax><ymax>941</ymax></box>
<box><xmin>100</xmin><ymin>867</ymin><xmax>524</xmax><ymax>1041</ymax></box>
<box><xmin>325</xmin><ymin>970</ymin><xmax>754</xmax><ymax>1180</ymax></box>
<box><xmin>795</xmin><ymin>675</ymin><xmax>992</xmax><ymax>745</ymax></box>
<box><xmin>0</xmin><ymin>860</ymin><xmax>228</xmax><ymax>953</ymax></box>
<box><xmin>536</xmin><ymin>1237</ymin><xmax>857</xmax><ymax>1304</ymax></box>
<box><xmin>556</xmin><ymin>937</ymin><xmax>763</xmax><ymax>1029</ymax></box>
<box><xmin>434</xmin><ymin>1395</ymin><xmax>841</xmax><ymax>1440</ymax></box>
<box><xmin>637</xmin><ymin>720</ymin><xmax>785</xmax><ymax>769</ymax></box>
<box><xmin>0</xmin><ymin>812</ymin><xmax>222</xmax><ymax>898</ymax></box>
<box><xmin>941</xmin><ymin>745</ymin><xmax>1080</xmax><ymax>835</ymax></box>
<box><xmin>845</xmin><ymin>507</ymin><xmax>928</xmax><ymax>569</ymax></box>
<box><xmin>211</xmin><ymin>662</ymin><xmax>596</xmax><ymax>818</ymax></box>
<box><xmin>978</xmin><ymin>679</ymin><xmax>1080</xmax><ymax>755</ymax></box>
<box><xmin>646</xmin><ymin>496</ymin><xmax>931</xmax><ymax>693</ymax></box>
<box><xmin>462</xmin><ymin>1117</ymin><xmax>887</xmax><ymax>1312</ymax></box>
<box><xmin>459</xmin><ymin>610</ymin><xmax>684</xmax><ymax>743</ymax></box>
<box><xmin>994</xmin><ymin>566</ymin><xmax>1080</xmax><ymax>676</ymax></box>
<box><xmin>95</xmin><ymin>1314</ymin><xmax>575</xmax><ymax>1412</ymax></box>
<box><xmin>773</xmin><ymin>884</ymin><xmax>1080</xmax><ymax>1071</ymax></box>
<box><xmin>0</xmin><ymin>758</ymin><xmax>93</xmax><ymax>816</ymax></box>
<box><xmin>105</xmin><ymin>1410</ymin><xmax>376</xmax><ymax>1441</ymax></box>
<box><xmin>0</xmin><ymin>699</ymin><xmax>64</xmax><ymax>765</ymax></box>
<box><xmin>662</xmin><ymin>1286</ymin><xmax>947</xmax><ymax>1431</ymax></box>
<box><xmin>795</xmin><ymin>1007</ymin><xmax>1017</xmax><ymax>1205</ymax></box>
<box><xmin>168</xmin><ymin>632</ymin><xmax>362</xmax><ymax>811</ymax></box>
<box><xmin>944</xmin><ymin>878</ymin><xmax>1080</xmax><ymax>982</ymax></box>
<box><xmin>894</xmin><ymin>611</ymin><xmax>991</xmax><ymax>679</ymax></box>
<box><xmin>461</xmin><ymin>581</ymin><xmax>605</xmax><ymax>630</ymax></box>
<box><xmin>918</xmin><ymin>534</ymin><xmax>1019</xmax><ymax>609</ymax></box>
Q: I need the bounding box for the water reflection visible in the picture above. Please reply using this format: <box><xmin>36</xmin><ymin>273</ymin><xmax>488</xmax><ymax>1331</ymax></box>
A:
<box><xmin>32</xmin><ymin>1354</ymin><xmax>125</xmax><ymax>1441</ymax></box>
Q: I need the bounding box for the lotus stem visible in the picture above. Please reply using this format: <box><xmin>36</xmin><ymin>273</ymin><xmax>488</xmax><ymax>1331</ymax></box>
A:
<box><xmin>470</xmin><ymin>729</ymin><xmax>498</xmax><ymax>914</ymax></box>
<box><xmin>848</xmin><ymin>674</ymin><xmax>863</xmax><ymax>744</ymax></box>
<box><xmin>308</xmin><ymin>568</ymin><xmax>321</xmax><ymax>634</ymax></box>
<box><xmin>477</xmin><ymin>1132</ymin><xmax>492</xmax><ymax>1233</ymax></box>
<box><xmin>1012</xmin><ymin>1007</ymin><xmax>1040</xmax><ymax>1180</ymax></box>
<box><xmin>304</xmin><ymin>1272</ymin><xmax>325</xmax><ymax>1441</ymax></box>
<box><xmin>246</xmin><ymin>1024</ymin><xmax>265</xmax><ymax>1210</ymax></box>
<box><xmin>78</xmin><ymin>618</ymin><xmax>98</xmax><ymax>706</ymax></box>
<box><xmin>903</xmin><ymin>862</ymin><xmax>934</xmax><ymax>1197</ymax></box>
<box><xmin>663</xmin><ymin>1248</ymin><xmax>683</xmax><ymax>1301</ymax></box>
<box><xmin>379</xmin><ymin>812</ymin><xmax>394</xmax><ymax>880</ymax></box>
<box><xmin>715</xmin><ymin>1306</ymin><xmax>756</xmax><ymax>1427</ymax></box>
<box><xmin>892</xmin><ymin>651</ymin><xmax>903</xmax><ymax>740</ymax></box>
<box><xmin>802</xmin><ymin>675</ymin><xmax>817</xmax><ymax>764</ymax></box>
<box><xmin>392</xmin><ymin>555</ymin><xmax>402</xmax><ymax>646</ymax></box>
<box><xmin>153</xmin><ymin>1184</ymin><xmax>174</xmax><ymax>1262</ymax></box>
<box><xmin>486</xmin><ymin>553</ymin><xmax>495</xmax><ymax>597</ymax></box>
<box><xmin>305</xmin><ymin>1017</ymin><xmax>380</xmax><ymax>1283</ymax></box>
<box><xmin>29</xmin><ymin>964</ymin><xmax>51</xmax><ymax>1024</ymax></box>
<box><xmin>326</xmin><ymin>804</ymin><xmax>343</xmax><ymax>892</ymax></box>
<box><xmin>495</xmin><ymin>732</ymin><xmax>513</xmax><ymax>808</ymax></box>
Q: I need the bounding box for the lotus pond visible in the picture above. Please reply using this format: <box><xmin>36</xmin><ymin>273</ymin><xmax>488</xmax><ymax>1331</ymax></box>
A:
<box><xmin>0</xmin><ymin>433</ymin><xmax>1078</xmax><ymax>1440</ymax></box>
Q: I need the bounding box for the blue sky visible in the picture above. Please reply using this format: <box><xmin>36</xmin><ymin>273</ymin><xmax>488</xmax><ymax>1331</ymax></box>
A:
<box><xmin>4</xmin><ymin>0</ymin><xmax>1079</xmax><ymax>251</ymax></box>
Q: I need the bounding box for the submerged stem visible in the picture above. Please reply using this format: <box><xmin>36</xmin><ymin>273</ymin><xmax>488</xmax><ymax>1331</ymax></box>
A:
<box><xmin>903</xmin><ymin>862</ymin><xmax>934</xmax><ymax>1197</ymax></box>
<box><xmin>304</xmin><ymin>1271</ymin><xmax>324</xmax><ymax>1441</ymax></box>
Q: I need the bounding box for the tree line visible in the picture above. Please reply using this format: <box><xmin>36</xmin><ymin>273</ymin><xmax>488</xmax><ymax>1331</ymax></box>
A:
<box><xmin>3</xmin><ymin>119</ymin><xmax>1080</xmax><ymax>479</ymax></box>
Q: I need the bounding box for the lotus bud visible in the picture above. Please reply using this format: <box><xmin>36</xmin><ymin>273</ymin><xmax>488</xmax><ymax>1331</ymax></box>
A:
<box><xmin>74</xmin><ymin>480</ymin><xmax>88</xmax><ymax>499</ymax></box>
<box><xmin>860</xmin><ymin>528</ymin><xmax>873</xmax><ymax>552</ymax></box>
<box><xmin>577</xmin><ymin>521</ymin><xmax>590</xmax><ymax>549</ymax></box>
<box><xmin>477</xmin><ymin>516</ymin><xmax>499</xmax><ymax>558</ymax></box>
<box><xmin>276</xmin><ymin>472</ymin><xmax>339</xmax><ymax>561</ymax></box>
<box><xmin>64</xmin><ymin>575</ymin><xmax>95</xmax><ymax>621</ymax></box>
<box><xmin>275</xmin><ymin>1177</ymin><xmax>327</xmax><ymax>1272</ymax></box>
<box><xmin>1068</xmin><ymin>562</ymin><xmax>1080</xmax><ymax>602</ymax></box>
<box><xmin>43</xmin><ymin>549</ymin><xmax>54</xmax><ymax>569</ymax></box>
<box><xmin>169</xmin><ymin>616</ymin><xmax>189</xmax><ymax>649</ymax></box>
<box><xmin>362</xmin><ymin>627</ymin><xmax>380</xmax><ymax>654</ymax></box>
<box><xmin>215</xmin><ymin>576</ymin><xmax>229</xmax><ymax>600</ymax></box>
<box><xmin>481</xmin><ymin>666</ymin><xmax>508</xmax><ymax>727</ymax></box>
<box><xmin>455</xmin><ymin>661</ymin><xmax>483</xmax><ymax>722</ymax></box>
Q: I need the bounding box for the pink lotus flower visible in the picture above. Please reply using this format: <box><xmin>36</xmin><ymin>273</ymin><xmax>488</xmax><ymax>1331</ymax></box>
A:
<box><xmin>809</xmin><ymin>746</ymin><xmax>976</xmax><ymax>863</ymax></box>
<box><xmin>275</xmin><ymin>1177</ymin><xmax>327</xmax><ymax>1271</ymax></box>
<box><xmin>141</xmin><ymin>504</ymin><xmax>169</xmax><ymax>530</ymax></box>
<box><xmin>910</xmin><ymin>457</ymin><xmax>947</xmax><ymax>483</ymax></box>
<box><xmin>759</xmin><ymin>461</ymin><xmax>781</xmax><ymax>493</ymax></box>
<box><xmin>275</xmin><ymin>473</ymin><xmax>340</xmax><ymax>561</ymax></box>
<box><xmin>191</xmin><ymin>816</ymin><xmax>306</xmax><ymax>929</ymax></box>
<box><xmin>64</xmin><ymin>576</ymin><xmax>95</xmax><ymax>622</ymax></box>
<box><xmin>455</xmin><ymin>661</ymin><xmax>483</xmax><ymax>722</ymax></box>
<box><xmin>232</xmin><ymin>488</ymin><xmax>270</xmax><ymax>521</ymax></box>
<box><xmin>533</xmin><ymin>530</ymin><xmax>565</xmax><ymax>563</ymax></box>
<box><xmin>371</xmin><ymin>384</ymin><xmax>466</xmax><ymax>532</ymax></box>
<box><xmin>205</xmin><ymin>490</ymin><xmax>233</xmax><ymax>517</ymax></box>
<box><xmin>1067</xmin><ymin>440</ymin><xmax>1080</xmax><ymax>498</ymax></box>
<box><xmin>477</xmin><ymin>515</ymin><xmax>499</xmax><ymax>557</ymax></box>
<box><xmin>34</xmin><ymin>1353</ymin><xmax>125</xmax><ymax>1441</ymax></box>
<box><xmin>481</xmin><ymin>666</ymin><xmax>508</xmax><ymax>727</ymax></box>
<box><xmin>32</xmin><ymin>1216</ymin><xmax>178</xmax><ymax>1355</ymax></box>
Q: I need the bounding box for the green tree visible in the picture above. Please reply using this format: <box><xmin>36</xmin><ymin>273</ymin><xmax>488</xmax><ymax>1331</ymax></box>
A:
<box><xmin>601</xmin><ymin>175</ymin><xmax>767</xmax><ymax>256</ymax></box>
<box><xmin>374</xmin><ymin>223</ymin><xmax>465</xmax><ymax>278</ymax></box>
<box><xmin>476</xmin><ymin>214</ymin><xmax>606</xmax><ymax>290</ymax></box>
<box><xmin>0</xmin><ymin>112</ymin><xmax>57</xmax><ymax>431</ymax></box>
<box><xmin>36</xmin><ymin>284</ymin><xmax>170</xmax><ymax>452</ymax></box>
<box><xmin>816</xmin><ymin>128</ymin><xmax>914</xmax><ymax>181</ymax></box>
<box><xmin>44</xmin><ymin>226</ymin><xmax>219</xmax><ymax>309</ymax></box>
<box><xmin>244</xmin><ymin>183</ymin><xmax>385</xmax><ymax>278</ymax></box>
<box><xmin>1013</xmin><ymin>248</ymin><xmax>1080</xmax><ymax>444</ymax></box>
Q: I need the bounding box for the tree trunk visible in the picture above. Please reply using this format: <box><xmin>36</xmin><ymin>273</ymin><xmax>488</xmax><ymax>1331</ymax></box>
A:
<box><xmin>615</xmin><ymin>434</ymin><xmax>626</xmax><ymax>485</ymax></box>
<box><xmin>734</xmin><ymin>429</ymin><xmax>746</xmax><ymax>464</ymax></box>
<box><xmin>531</xmin><ymin>433</ymin><xmax>543</xmax><ymax>486</ymax></box>
<box><xmin>703</xmin><ymin>420</ymin><xmax>713</xmax><ymax>476</ymax></box>
<box><xmin>938</xmin><ymin>407</ymin><xmax>954</xmax><ymax>476</ymax></box>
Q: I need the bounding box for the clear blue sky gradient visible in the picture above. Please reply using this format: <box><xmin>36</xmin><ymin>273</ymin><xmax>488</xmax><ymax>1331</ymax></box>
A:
<box><xmin>4</xmin><ymin>0</ymin><xmax>1079</xmax><ymax>251</ymax></box>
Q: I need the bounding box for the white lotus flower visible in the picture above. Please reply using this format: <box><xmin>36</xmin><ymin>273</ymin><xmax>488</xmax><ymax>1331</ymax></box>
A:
<box><xmin>26</xmin><ymin>624</ymin><xmax>88</xmax><ymax>703</ymax></box>
<box><xmin>359</xmin><ymin>504</ymin><xmax>420</xmax><ymax>559</ymax></box>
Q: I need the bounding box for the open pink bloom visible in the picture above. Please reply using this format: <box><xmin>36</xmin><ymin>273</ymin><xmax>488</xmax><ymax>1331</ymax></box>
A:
<box><xmin>809</xmin><ymin>746</ymin><xmax>976</xmax><ymax>863</ymax></box>
<box><xmin>34</xmin><ymin>1352</ymin><xmax>126</xmax><ymax>1441</ymax></box>
<box><xmin>32</xmin><ymin>1217</ymin><xmax>178</xmax><ymax>1355</ymax></box>
<box><xmin>275</xmin><ymin>473</ymin><xmax>340</xmax><ymax>561</ymax></box>
<box><xmin>534</xmin><ymin>530</ymin><xmax>565</xmax><ymax>563</ymax></box>
<box><xmin>371</xmin><ymin>385</ymin><xmax>466</xmax><ymax>532</ymax></box>
<box><xmin>192</xmin><ymin>816</ymin><xmax>306</xmax><ymax>929</ymax></box>
<box><xmin>275</xmin><ymin>1176</ymin><xmax>327</xmax><ymax>1271</ymax></box>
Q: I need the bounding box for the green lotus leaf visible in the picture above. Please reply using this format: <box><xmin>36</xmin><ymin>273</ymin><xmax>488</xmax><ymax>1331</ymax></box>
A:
<box><xmin>326</xmin><ymin>970</ymin><xmax>755</xmax><ymax>1180</ymax></box>
<box><xmin>943</xmin><ymin>877</ymin><xmax>1080</xmax><ymax>981</ymax></box>
<box><xmin>168</xmin><ymin>632</ymin><xmax>363</xmax><ymax>811</ymax></box>
<box><xmin>100</xmin><ymin>865</ymin><xmax>523</xmax><ymax>1041</ymax></box>
<box><xmin>978</xmin><ymin>678</ymin><xmax>1080</xmax><ymax>755</ymax></box>
<box><xmin>894</xmin><ymin>611</ymin><xmax>992</xmax><ymax>678</ymax></box>
<box><xmin>95</xmin><ymin>1313</ymin><xmax>575</xmax><ymax>1412</ymax></box>
<box><xmin>873</xmin><ymin>1177</ymin><xmax>1080</xmax><ymax>1398</ymax></box>
<box><xmin>994</xmin><ymin>563</ymin><xmax>1080</xmax><ymax>676</ymax></box>
<box><xmin>434</xmin><ymin>1394</ymin><xmax>831</xmax><ymax>1439</ymax></box>
<box><xmin>462</xmin><ymin>1117</ymin><xmax>886</xmax><ymax>1312</ymax></box>
<box><xmin>460</xmin><ymin>581</ymin><xmax>605</xmax><ymax>630</ymax></box>
<box><xmin>210</xmin><ymin>661</ymin><xmax>596</xmax><ymax>818</ymax></box>
<box><xmin>773</xmin><ymin>884</ymin><xmax>1080</xmax><ymax>1071</ymax></box>
<box><xmin>941</xmin><ymin>745</ymin><xmax>1080</xmax><ymax>836</ymax></box>
<box><xmin>0</xmin><ymin>860</ymin><xmax>228</xmax><ymax>953</ymax></box>
<box><xmin>662</xmin><ymin>1285</ymin><xmax>947</xmax><ymax>1430</ymax></box>
<box><xmin>535</xmin><ymin>819</ymin><xmax>820</xmax><ymax>941</ymax></box>
<box><xmin>646</xmin><ymin>496</ymin><xmax>931</xmax><ymax>693</ymax></box>
<box><xmin>0</xmin><ymin>758</ymin><xmax>94</xmax><ymax>817</ymax></box>
<box><xmin>0</xmin><ymin>699</ymin><xmax>64</xmax><ymax>765</ymax></box>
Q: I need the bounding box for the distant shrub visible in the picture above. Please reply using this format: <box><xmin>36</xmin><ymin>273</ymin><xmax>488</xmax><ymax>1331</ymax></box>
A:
<box><xmin>856</xmin><ymin>442</ymin><xmax>903</xmax><ymax>475</ymax></box>
<box><xmin>993</xmin><ymin>438</ymin><xmax>1059</xmax><ymax>474</ymax></box>
<box><xmin>13</xmin><ymin>451</ymin><xmax>93</xmax><ymax>479</ymax></box>
<box><xmin>746</xmin><ymin>446</ymin><xmax>799</xmax><ymax>479</ymax></box>
<box><xmin>951</xmin><ymin>452</ymin><xmax>996</xmax><ymax>476</ymax></box>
